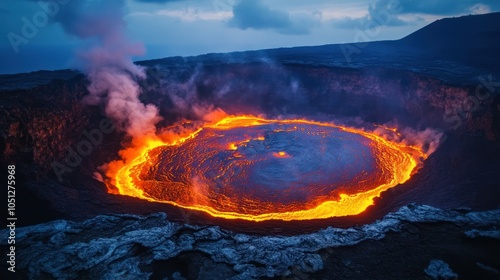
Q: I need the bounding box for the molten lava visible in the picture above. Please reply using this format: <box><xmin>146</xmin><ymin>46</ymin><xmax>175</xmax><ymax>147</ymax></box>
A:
<box><xmin>107</xmin><ymin>116</ymin><xmax>427</xmax><ymax>221</ymax></box>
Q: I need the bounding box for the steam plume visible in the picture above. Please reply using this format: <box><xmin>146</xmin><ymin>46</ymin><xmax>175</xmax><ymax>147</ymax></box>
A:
<box><xmin>54</xmin><ymin>0</ymin><xmax>161</xmax><ymax>138</ymax></box>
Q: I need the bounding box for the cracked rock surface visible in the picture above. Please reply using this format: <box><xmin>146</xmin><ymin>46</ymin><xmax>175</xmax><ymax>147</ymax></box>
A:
<box><xmin>1</xmin><ymin>204</ymin><xmax>499</xmax><ymax>279</ymax></box>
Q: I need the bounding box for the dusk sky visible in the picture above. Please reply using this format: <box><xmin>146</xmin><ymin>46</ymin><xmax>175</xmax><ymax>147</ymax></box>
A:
<box><xmin>1</xmin><ymin>0</ymin><xmax>499</xmax><ymax>74</ymax></box>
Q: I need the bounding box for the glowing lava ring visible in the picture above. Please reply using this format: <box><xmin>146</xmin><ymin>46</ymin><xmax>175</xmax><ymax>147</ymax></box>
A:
<box><xmin>113</xmin><ymin>116</ymin><xmax>426</xmax><ymax>221</ymax></box>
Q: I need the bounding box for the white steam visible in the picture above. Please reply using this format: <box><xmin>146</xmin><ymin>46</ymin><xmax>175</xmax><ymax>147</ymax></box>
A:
<box><xmin>54</xmin><ymin>0</ymin><xmax>161</xmax><ymax>138</ymax></box>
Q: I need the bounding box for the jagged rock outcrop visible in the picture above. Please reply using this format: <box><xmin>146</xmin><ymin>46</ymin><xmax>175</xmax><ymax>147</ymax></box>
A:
<box><xmin>424</xmin><ymin>260</ymin><xmax>458</xmax><ymax>280</ymax></box>
<box><xmin>1</xmin><ymin>204</ymin><xmax>499</xmax><ymax>279</ymax></box>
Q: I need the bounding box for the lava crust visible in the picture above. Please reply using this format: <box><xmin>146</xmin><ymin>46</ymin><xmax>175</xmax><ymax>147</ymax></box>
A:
<box><xmin>111</xmin><ymin>116</ymin><xmax>426</xmax><ymax>221</ymax></box>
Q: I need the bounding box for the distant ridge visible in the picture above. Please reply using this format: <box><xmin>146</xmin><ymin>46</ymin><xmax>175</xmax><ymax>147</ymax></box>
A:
<box><xmin>398</xmin><ymin>12</ymin><xmax>500</xmax><ymax>61</ymax></box>
<box><xmin>2</xmin><ymin>13</ymin><xmax>499</xmax><ymax>82</ymax></box>
<box><xmin>144</xmin><ymin>12</ymin><xmax>500</xmax><ymax>67</ymax></box>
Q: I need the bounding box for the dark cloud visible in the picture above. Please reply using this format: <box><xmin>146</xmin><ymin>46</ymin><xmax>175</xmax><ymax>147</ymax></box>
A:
<box><xmin>395</xmin><ymin>0</ymin><xmax>500</xmax><ymax>15</ymax></box>
<box><xmin>334</xmin><ymin>0</ymin><xmax>408</xmax><ymax>29</ymax></box>
<box><xmin>333</xmin><ymin>0</ymin><xmax>500</xmax><ymax>29</ymax></box>
<box><xmin>229</xmin><ymin>0</ymin><xmax>313</xmax><ymax>35</ymax></box>
<box><xmin>52</xmin><ymin>0</ymin><xmax>127</xmax><ymax>40</ymax></box>
<box><xmin>134</xmin><ymin>0</ymin><xmax>181</xmax><ymax>3</ymax></box>
<box><xmin>368</xmin><ymin>0</ymin><xmax>407</xmax><ymax>25</ymax></box>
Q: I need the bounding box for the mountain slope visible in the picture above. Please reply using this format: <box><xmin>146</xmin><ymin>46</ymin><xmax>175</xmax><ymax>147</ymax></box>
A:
<box><xmin>398</xmin><ymin>12</ymin><xmax>500</xmax><ymax>61</ymax></box>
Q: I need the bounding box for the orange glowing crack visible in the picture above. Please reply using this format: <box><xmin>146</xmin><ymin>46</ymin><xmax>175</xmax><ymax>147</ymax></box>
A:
<box><xmin>107</xmin><ymin>115</ymin><xmax>427</xmax><ymax>222</ymax></box>
<box><xmin>273</xmin><ymin>151</ymin><xmax>291</xmax><ymax>158</ymax></box>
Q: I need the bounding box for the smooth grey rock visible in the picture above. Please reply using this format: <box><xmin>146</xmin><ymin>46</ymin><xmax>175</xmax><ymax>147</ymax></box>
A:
<box><xmin>476</xmin><ymin>262</ymin><xmax>500</xmax><ymax>275</ymax></box>
<box><xmin>424</xmin><ymin>259</ymin><xmax>458</xmax><ymax>280</ymax></box>
<box><xmin>465</xmin><ymin>229</ymin><xmax>500</xmax><ymax>239</ymax></box>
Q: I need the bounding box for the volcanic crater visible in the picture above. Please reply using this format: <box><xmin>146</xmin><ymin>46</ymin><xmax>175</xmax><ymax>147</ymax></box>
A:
<box><xmin>1</xmin><ymin>11</ymin><xmax>500</xmax><ymax>280</ymax></box>
<box><xmin>113</xmin><ymin>116</ymin><xmax>425</xmax><ymax>221</ymax></box>
<box><xmin>1</xmin><ymin>14</ymin><xmax>500</xmax><ymax>235</ymax></box>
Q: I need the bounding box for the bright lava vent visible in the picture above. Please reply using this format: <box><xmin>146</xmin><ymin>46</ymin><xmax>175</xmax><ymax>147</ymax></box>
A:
<box><xmin>110</xmin><ymin>116</ymin><xmax>427</xmax><ymax>221</ymax></box>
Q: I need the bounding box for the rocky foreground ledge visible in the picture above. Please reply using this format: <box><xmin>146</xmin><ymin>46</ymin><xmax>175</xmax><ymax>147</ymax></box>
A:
<box><xmin>1</xmin><ymin>204</ymin><xmax>499</xmax><ymax>280</ymax></box>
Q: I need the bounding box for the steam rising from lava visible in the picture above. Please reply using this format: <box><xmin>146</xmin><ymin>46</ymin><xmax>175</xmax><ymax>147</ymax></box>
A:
<box><xmin>54</xmin><ymin>0</ymin><xmax>161</xmax><ymax>138</ymax></box>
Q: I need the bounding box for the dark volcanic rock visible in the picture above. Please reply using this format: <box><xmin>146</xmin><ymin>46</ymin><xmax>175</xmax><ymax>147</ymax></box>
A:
<box><xmin>398</xmin><ymin>12</ymin><xmax>500</xmax><ymax>63</ymax></box>
<box><xmin>1</xmin><ymin>53</ymin><xmax>499</xmax><ymax>235</ymax></box>
<box><xmin>424</xmin><ymin>260</ymin><xmax>457</xmax><ymax>280</ymax></box>
<box><xmin>1</xmin><ymin>204</ymin><xmax>499</xmax><ymax>279</ymax></box>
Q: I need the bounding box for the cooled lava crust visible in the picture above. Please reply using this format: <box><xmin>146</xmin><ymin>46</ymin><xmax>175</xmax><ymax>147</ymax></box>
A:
<box><xmin>112</xmin><ymin>116</ymin><xmax>426</xmax><ymax>221</ymax></box>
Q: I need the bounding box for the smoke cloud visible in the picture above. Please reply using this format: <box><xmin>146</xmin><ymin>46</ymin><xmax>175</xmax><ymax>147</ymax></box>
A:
<box><xmin>53</xmin><ymin>0</ymin><xmax>161</xmax><ymax>138</ymax></box>
<box><xmin>373</xmin><ymin>124</ymin><xmax>444</xmax><ymax>156</ymax></box>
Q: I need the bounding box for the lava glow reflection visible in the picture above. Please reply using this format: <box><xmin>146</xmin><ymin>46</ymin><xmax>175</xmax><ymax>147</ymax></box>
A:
<box><xmin>108</xmin><ymin>116</ymin><xmax>427</xmax><ymax>221</ymax></box>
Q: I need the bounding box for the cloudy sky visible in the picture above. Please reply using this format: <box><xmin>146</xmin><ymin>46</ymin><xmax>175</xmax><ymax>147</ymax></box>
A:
<box><xmin>1</xmin><ymin>0</ymin><xmax>499</xmax><ymax>74</ymax></box>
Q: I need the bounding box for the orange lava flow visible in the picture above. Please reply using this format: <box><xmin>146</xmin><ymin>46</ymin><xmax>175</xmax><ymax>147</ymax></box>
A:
<box><xmin>107</xmin><ymin>115</ymin><xmax>428</xmax><ymax>222</ymax></box>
